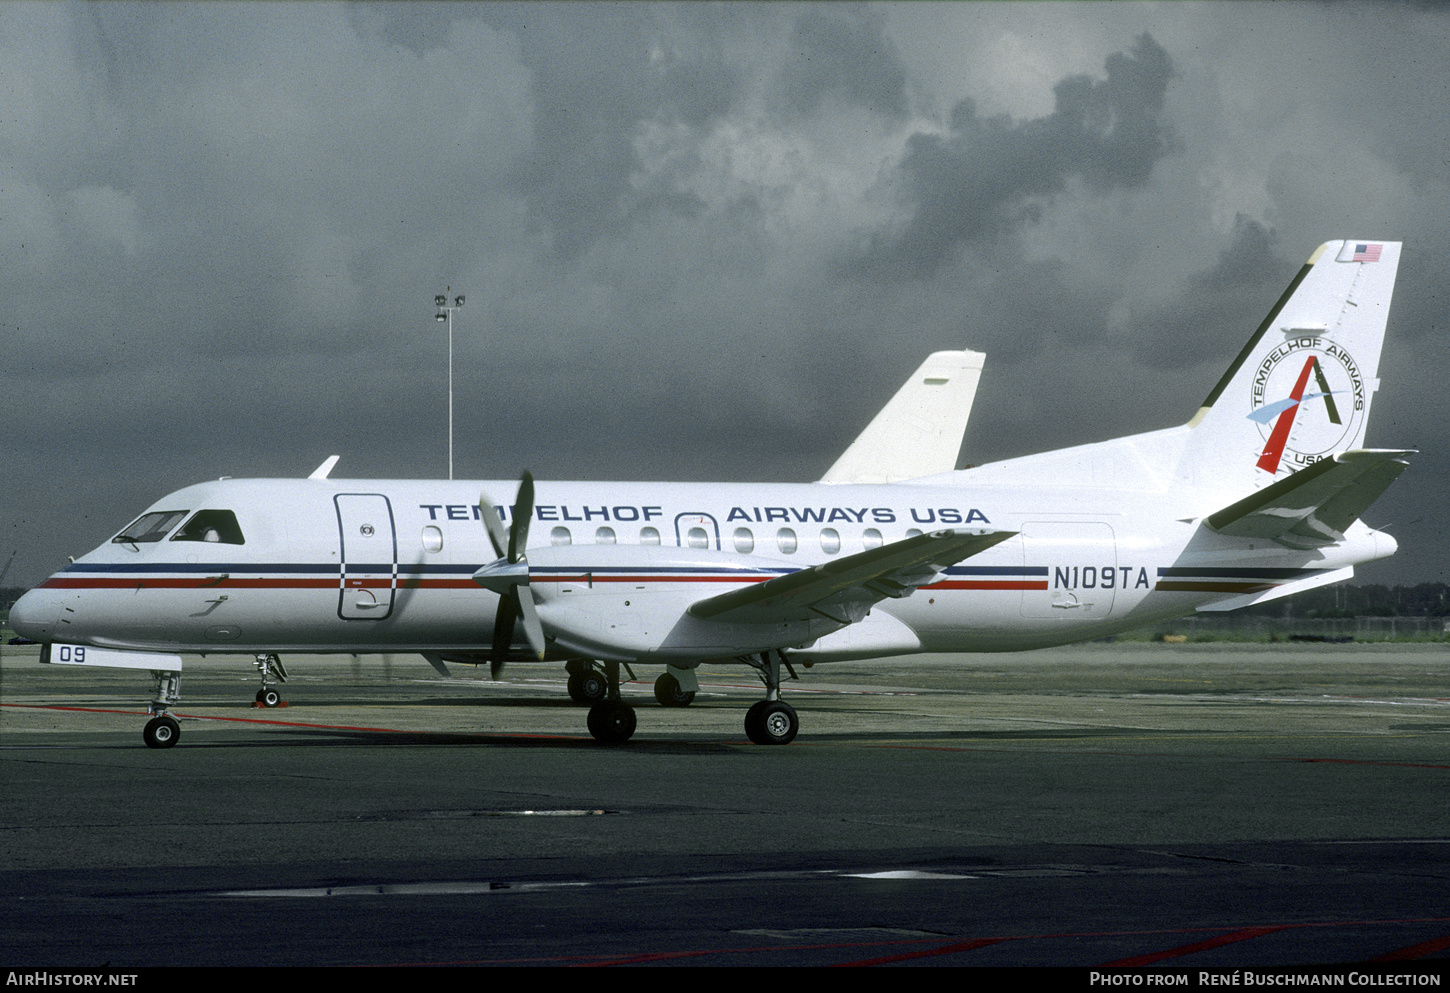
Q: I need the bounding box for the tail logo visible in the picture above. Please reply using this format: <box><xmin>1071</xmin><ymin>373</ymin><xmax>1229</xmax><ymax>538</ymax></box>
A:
<box><xmin>1249</xmin><ymin>334</ymin><xmax>1365</xmax><ymax>474</ymax></box>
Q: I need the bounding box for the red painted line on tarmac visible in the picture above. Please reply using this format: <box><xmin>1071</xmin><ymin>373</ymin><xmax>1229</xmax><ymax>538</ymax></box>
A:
<box><xmin>1370</xmin><ymin>933</ymin><xmax>1450</xmax><ymax>961</ymax></box>
<box><xmin>1099</xmin><ymin>926</ymin><xmax>1289</xmax><ymax>966</ymax></box>
<box><xmin>1288</xmin><ymin>757</ymin><xmax>1450</xmax><ymax>770</ymax></box>
<box><xmin>0</xmin><ymin>702</ymin><xmax>580</xmax><ymax>739</ymax></box>
<box><xmin>830</xmin><ymin>937</ymin><xmax>1009</xmax><ymax>966</ymax></box>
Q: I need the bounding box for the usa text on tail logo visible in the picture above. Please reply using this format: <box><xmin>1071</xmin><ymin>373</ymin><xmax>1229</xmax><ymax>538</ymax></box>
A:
<box><xmin>1250</xmin><ymin>334</ymin><xmax>1365</xmax><ymax>474</ymax></box>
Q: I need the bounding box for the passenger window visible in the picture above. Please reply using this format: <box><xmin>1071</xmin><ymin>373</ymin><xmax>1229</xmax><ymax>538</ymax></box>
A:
<box><xmin>421</xmin><ymin>526</ymin><xmax>444</xmax><ymax>553</ymax></box>
<box><xmin>686</xmin><ymin>526</ymin><xmax>709</xmax><ymax>549</ymax></box>
<box><xmin>733</xmin><ymin>528</ymin><xmax>754</xmax><ymax>554</ymax></box>
<box><xmin>777</xmin><ymin>527</ymin><xmax>797</xmax><ymax>554</ymax></box>
<box><xmin>640</xmin><ymin>527</ymin><xmax>661</xmax><ymax>545</ymax></box>
<box><xmin>595</xmin><ymin>526</ymin><xmax>616</xmax><ymax>544</ymax></box>
<box><xmin>820</xmin><ymin>528</ymin><xmax>840</xmax><ymax>554</ymax></box>
<box><xmin>550</xmin><ymin>526</ymin><xmax>573</xmax><ymax>546</ymax></box>
<box><xmin>863</xmin><ymin>528</ymin><xmax>883</xmax><ymax>549</ymax></box>
<box><xmin>172</xmin><ymin>509</ymin><xmax>246</xmax><ymax>545</ymax></box>
<box><xmin>113</xmin><ymin>510</ymin><xmax>189</xmax><ymax>545</ymax></box>
<box><xmin>906</xmin><ymin>528</ymin><xmax>923</xmax><ymax>539</ymax></box>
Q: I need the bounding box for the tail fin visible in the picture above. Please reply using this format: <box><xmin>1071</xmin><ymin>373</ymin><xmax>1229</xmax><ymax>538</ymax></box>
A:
<box><xmin>820</xmin><ymin>349</ymin><xmax>985</xmax><ymax>484</ymax></box>
<box><xmin>1178</xmin><ymin>240</ymin><xmax>1401</xmax><ymax>493</ymax></box>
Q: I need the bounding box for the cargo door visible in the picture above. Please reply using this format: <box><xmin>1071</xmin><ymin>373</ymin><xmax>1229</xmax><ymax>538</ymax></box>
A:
<box><xmin>1019</xmin><ymin>521</ymin><xmax>1117</xmax><ymax>621</ymax></box>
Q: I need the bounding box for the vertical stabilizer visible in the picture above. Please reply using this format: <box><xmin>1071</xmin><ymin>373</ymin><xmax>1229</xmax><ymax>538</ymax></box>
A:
<box><xmin>1177</xmin><ymin>240</ymin><xmax>1400</xmax><ymax>495</ymax></box>
<box><xmin>820</xmin><ymin>349</ymin><xmax>985</xmax><ymax>484</ymax></box>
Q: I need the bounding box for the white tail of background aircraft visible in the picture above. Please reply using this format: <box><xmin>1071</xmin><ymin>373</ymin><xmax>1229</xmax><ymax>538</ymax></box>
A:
<box><xmin>820</xmin><ymin>349</ymin><xmax>985</xmax><ymax>484</ymax></box>
<box><xmin>10</xmin><ymin>240</ymin><xmax>1411</xmax><ymax>748</ymax></box>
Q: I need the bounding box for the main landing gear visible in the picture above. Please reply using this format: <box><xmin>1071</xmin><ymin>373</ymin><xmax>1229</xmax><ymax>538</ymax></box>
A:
<box><xmin>743</xmin><ymin>650</ymin><xmax>799</xmax><ymax>745</ymax></box>
<box><xmin>253</xmin><ymin>653</ymin><xmax>288</xmax><ymax>708</ymax></box>
<box><xmin>585</xmin><ymin>660</ymin><xmax>636</xmax><ymax>745</ymax></box>
<box><xmin>653</xmin><ymin>670</ymin><xmax>696</xmax><ymax>707</ymax></box>
<box><xmin>565</xmin><ymin>659</ymin><xmax>609</xmax><ymax>705</ymax></box>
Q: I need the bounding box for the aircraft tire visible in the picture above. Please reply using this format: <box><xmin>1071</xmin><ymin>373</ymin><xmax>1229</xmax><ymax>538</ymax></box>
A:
<box><xmin>653</xmin><ymin>672</ymin><xmax>695</xmax><ymax>707</ymax></box>
<box><xmin>143</xmin><ymin>715</ymin><xmax>180</xmax><ymax>749</ymax></box>
<box><xmin>569</xmin><ymin>670</ymin><xmax>608</xmax><ymax>705</ymax></box>
<box><xmin>587</xmin><ymin>702</ymin><xmax>637</xmax><ymax>744</ymax></box>
<box><xmin>744</xmin><ymin>700</ymin><xmax>798</xmax><ymax>745</ymax></box>
<box><xmin>257</xmin><ymin>688</ymin><xmax>282</xmax><ymax>708</ymax></box>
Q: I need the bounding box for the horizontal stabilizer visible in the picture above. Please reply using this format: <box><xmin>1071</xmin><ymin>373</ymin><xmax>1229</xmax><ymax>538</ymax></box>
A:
<box><xmin>1206</xmin><ymin>449</ymin><xmax>1412</xmax><ymax>548</ymax></box>
<box><xmin>688</xmin><ymin>528</ymin><xmax>1015</xmax><ymax>626</ymax></box>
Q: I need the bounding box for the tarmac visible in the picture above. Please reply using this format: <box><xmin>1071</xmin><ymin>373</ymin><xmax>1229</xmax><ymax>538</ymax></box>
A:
<box><xmin>1</xmin><ymin>639</ymin><xmax>1447</xmax><ymax>968</ymax></box>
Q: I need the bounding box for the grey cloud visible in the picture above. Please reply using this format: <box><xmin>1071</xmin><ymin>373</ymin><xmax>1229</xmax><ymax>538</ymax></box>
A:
<box><xmin>769</xmin><ymin>6</ymin><xmax>909</xmax><ymax>121</ymax></box>
<box><xmin>846</xmin><ymin>33</ymin><xmax>1176</xmax><ymax>280</ymax></box>
<box><xmin>481</xmin><ymin>3</ymin><xmax>746</xmax><ymax>259</ymax></box>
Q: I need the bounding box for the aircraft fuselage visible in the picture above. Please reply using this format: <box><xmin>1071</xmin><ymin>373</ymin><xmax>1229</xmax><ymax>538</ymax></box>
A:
<box><xmin>13</xmin><ymin>474</ymin><xmax>1388</xmax><ymax>663</ymax></box>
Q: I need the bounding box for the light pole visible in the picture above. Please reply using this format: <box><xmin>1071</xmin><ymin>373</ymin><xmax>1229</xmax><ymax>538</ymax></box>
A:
<box><xmin>433</xmin><ymin>290</ymin><xmax>464</xmax><ymax>480</ymax></box>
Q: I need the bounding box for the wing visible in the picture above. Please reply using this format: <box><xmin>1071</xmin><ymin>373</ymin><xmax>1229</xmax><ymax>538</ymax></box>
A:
<box><xmin>1206</xmin><ymin>449</ymin><xmax>1412</xmax><ymax>549</ymax></box>
<box><xmin>687</xmin><ymin>528</ymin><xmax>1016</xmax><ymax>626</ymax></box>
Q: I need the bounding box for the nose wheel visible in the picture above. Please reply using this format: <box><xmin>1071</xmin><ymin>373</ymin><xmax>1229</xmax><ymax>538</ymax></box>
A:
<box><xmin>253</xmin><ymin>653</ymin><xmax>288</xmax><ymax>707</ymax></box>
<box><xmin>143</xmin><ymin>714</ymin><xmax>180</xmax><ymax>749</ymax></box>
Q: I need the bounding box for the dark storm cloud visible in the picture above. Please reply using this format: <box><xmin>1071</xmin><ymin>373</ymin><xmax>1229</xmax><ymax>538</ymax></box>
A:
<box><xmin>769</xmin><ymin>5</ymin><xmax>909</xmax><ymax>121</ymax></box>
<box><xmin>476</xmin><ymin>3</ymin><xmax>745</xmax><ymax>258</ymax></box>
<box><xmin>1131</xmin><ymin>217</ymin><xmax>1299</xmax><ymax>369</ymax></box>
<box><xmin>5</xmin><ymin>3</ymin><xmax>1450</xmax><ymax>590</ymax></box>
<box><xmin>846</xmin><ymin>33</ymin><xmax>1176</xmax><ymax>280</ymax></box>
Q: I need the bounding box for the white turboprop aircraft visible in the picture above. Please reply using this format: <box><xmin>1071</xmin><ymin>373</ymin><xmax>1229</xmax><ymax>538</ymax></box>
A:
<box><xmin>11</xmin><ymin>240</ymin><xmax>1410</xmax><ymax>749</ymax></box>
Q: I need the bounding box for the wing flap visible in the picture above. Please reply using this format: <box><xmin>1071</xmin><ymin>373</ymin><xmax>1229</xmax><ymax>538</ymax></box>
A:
<box><xmin>687</xmin><ymin>528</ymin><xmax>1015</xmax><ymax>625</ymax></box>
<box><xmin>1206</xmin><ymin>449</ymin><xmax>1412</xmax><ymax>548</ymax></box>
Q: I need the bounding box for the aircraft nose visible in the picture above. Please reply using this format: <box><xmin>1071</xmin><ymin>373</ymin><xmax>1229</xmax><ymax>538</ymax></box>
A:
<box><xmin>9</xmin><ymin>587</ymin><xmax>60</xmax><ymax>642</ymax></box>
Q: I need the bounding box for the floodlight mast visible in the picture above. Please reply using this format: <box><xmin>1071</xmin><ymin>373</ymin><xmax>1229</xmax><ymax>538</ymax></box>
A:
<box><xmin>432</xmin><ymin>290</ymin><xmax>465</xmax><ymax>480</ymax></box>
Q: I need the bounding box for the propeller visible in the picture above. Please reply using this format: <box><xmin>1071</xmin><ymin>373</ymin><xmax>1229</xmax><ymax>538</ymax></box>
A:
<box><xmin>473</xmin><ymin>472</ymin><xmax>546</xmax><ymax>677</ymax></box>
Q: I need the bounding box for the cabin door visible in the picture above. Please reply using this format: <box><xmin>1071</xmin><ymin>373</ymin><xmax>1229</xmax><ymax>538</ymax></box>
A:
<box><xmin>335</xmin><ymin>493</ymin><xmax>398</xmax><ymax>620</ymax></box>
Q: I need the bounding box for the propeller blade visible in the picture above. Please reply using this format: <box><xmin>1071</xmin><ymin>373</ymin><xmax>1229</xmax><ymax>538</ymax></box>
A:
<box><xmin>508</xmin><ymin>471</ymin><xmax>534</xmax><ymax>564</ymax></box>
<box><xmin>478</xmin><ymin>490</ymin><xmax>509</xmax><ymax>560</ymax></box>
<box><xmin>516</xmin><ymin>591</ymin><xmax>546</xmax><ymax>661</ymax></box>
<box><xmin>491</xmin><ymin>594</ymin><xmax>518</xmax><ymax>679</ymax></box>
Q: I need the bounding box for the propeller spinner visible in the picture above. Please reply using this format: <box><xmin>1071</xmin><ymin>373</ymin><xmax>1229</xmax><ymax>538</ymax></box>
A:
<box><xmin>473</xmin><ymin>471</ymin><xmax>546</xmax><ymax>676</ymax></box>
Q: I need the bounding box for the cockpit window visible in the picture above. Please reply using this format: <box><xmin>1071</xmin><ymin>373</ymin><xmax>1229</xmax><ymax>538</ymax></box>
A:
<box><xmin>171</xmin><ymin>509</ymin><xmax>245</xmax><ymax>545</ymax></box>
<box><xmin>112</xmin><ymin>510</ymin><xmax>189</xmax><ymax>544</ymax></box>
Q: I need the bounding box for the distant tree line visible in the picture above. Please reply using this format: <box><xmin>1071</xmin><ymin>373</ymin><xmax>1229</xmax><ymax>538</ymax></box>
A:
<box><xmin>1240</xmin><ymin>582</ymin><xmax>1450</xmax><ymax>619</ymax></box>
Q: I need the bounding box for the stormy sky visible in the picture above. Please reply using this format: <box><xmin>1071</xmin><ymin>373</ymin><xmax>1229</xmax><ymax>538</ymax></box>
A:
<box><xmin>4</xmin><ymin>1</ymin><xmax>1448</xmax><ymax>589</ymax></box>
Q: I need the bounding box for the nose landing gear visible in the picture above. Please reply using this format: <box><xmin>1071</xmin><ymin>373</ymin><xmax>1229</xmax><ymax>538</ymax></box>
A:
<box><xmin>253</xmin><ymin>653</ymin><xmax>288</xmax><ymax>707</ymax></box>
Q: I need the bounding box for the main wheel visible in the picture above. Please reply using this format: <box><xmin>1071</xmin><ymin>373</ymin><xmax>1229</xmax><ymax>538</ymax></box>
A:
<box><xmin>587</xmin><ymin>701</ymin><xmax>637</xmax><ymax>744</ymax></box>
<box><xmin>143</xmin><ymin>715</ymin><xmax>180</xmax><ymax>749</ymax></box>
<box><xmin>653</xmin><ymin>672</ymin><xmax>695</xmax><ymax>707</ymax></box>
<box><xmin>744</xmin><ymin>700</ymin><xmax>798</xmax><ymax>745</ymax></box>
<box><xmin>256</xmin><ymin>688</ymin><xmax>282</xmax><ymax>708</ymax></box>
<box><xmin>568</xmin><ymin>669</ymin><xmax>608</xmax><ymax>705</ymax></box>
